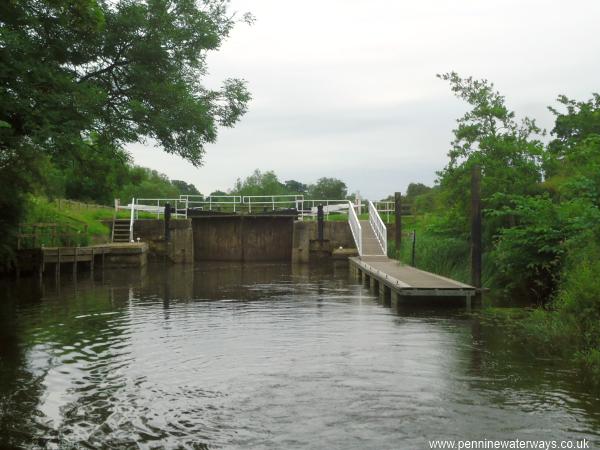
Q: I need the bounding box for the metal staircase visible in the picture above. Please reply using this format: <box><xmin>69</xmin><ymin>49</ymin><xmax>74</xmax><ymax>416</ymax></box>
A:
<box><xmin>348</xmin><ymin>201</ymin><xmax>387</xmax><ymax>257</ymax></box>
<box><xmin>359</xmin><ymin>220</ymin><xmax>385</xmax><ymax>256</ymax></box>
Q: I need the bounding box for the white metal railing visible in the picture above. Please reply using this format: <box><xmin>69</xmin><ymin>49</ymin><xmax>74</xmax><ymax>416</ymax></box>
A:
<box><xmin>242</xmin><ymin>195</ymin><xmax>304</xmax><ymax>214</ymax></box>
<box><xmin>134</xmin><ymin>198</ymin><xmax>189</xmax><ymax>219</ymax></box>
<box><xmin>374</xmin><ymin>201</ymin><xmax>394</xmax><ymax>212</ymax></box>
<box><xmin>181</xmin><ymin>195</ymin><xmax>243</xmax><ymax>213</ymax></box>
<box><xmin>348</xmin><ymin>200</ymin><xmax>362</xmax><ymax>256</ymax></box>
<box><xmin>368</xmin><ymin>200</ymin><xmax>387</xmax><ymax>255</ymax></box>
<box><xmin>116</xmin><ymin>194</ymin><xmax>359</xmax><ymax>221</ymax></box>
<box><xmin>374</xmin><ymin>201</ymin><xmax>394</xmax><ymax>223</ymax></box>
<box><xmin>129</xmin><ymin>197</ymin><xmax>135</xmax><ymax>242</ymax></box>
<box><xmin>299</xmin><ymin>199</ymin><xmax>349</xmax><ymax>219</ymax></box>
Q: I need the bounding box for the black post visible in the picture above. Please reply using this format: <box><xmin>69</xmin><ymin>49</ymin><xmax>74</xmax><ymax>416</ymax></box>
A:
<box><xmin>164</xmin><ymin>203</ymin><xmax>171</xmax><ymax>242</ymax></box>
<box><xmin>394</xmin><ymin>192</ymin><xmax>402</xmax><ymax>249</ymax></box>
<box><xmin>471</xmin><ymin>165</ymin><xmax>482</xmax><ymax>289</ymax></box>
<box><xmin>317</xmin><ymin>204</ymin><xmax>324</xmax><ymax>241</ymax></box>
<box><xmin>411</xmin><ymin>230</ymin><xmax>416</xmax><ymax>267</ymax></box>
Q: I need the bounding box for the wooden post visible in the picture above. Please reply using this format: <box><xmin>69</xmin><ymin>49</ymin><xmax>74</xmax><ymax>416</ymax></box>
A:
<box><xmin>39</xmin><ymin>250</ymin><xmax>45</xmax><ymax>284</ymax></box>
<box><xmin>471</xmin><ymin>165</ymin><xmax>482</xmax><ymax>289</ymax></box>
<box><xmin>317</xmin><ymin>204</ymin><xmax>324</xmax><ymax>241</ymax></box>
<box><xmin>73</xmin><ymin>247</ymin><xmax>78</xmax><ymax>277</ymax></box>
<box><xmin>411</xmin><ymin>230</ymin><xmax>416</xmax><ymax>267</ymax></box>
<box><xmin>394</xmin><ymin>192</ymin><xmax>402</xmax><ymax>249</ymax></box>
<box><xmin>56</xmin><ymin>248</ymin><xmax>61</xmax><ymax>280</ymax></box>
<box><xmin>164</xmin><ymin>202</ymin><xmax>171</xmax><ymax>242</ymax></box>
<box><xmin>90</xmin><ymin>247</ymin><xmax>95</xmax><ymax>275</ymax></box>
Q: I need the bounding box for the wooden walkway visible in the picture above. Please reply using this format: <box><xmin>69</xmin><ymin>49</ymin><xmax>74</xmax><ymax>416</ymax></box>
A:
<box><xmin>349</xmin><ymin>255</ymin><xmax>476</xmax><ymax>306</ymax></box>
<box><xmin>16</xmin><ymin>243</ymin><xmax>148</xmax><ymax>279</ymax></box>
<box><xmin>359</xmin><ymin>220</ymin><xmax>386</xmax><ymax>256</ymax></box>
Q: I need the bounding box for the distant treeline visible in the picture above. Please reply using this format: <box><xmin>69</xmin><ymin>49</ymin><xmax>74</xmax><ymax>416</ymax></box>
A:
<box><xmin>40</xmin><ymin>149</ymin><xmax>354</xmax><ymax>204</ymax></box>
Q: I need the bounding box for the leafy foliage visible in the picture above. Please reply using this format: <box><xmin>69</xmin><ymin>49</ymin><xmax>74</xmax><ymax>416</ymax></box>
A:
<box><xmin>436</xmin><ymin>73</ymin><xmax>544</xmax><ymax>218</ymax></box>
<box><xmin>171</xmin><ymin>180</ymin><xmax>201</xmax><ymax>196</ymax></box>
<box><xmin>307</xmin><ymin>177</ymin><xmax>347</xmax><ymax>200</ymax></box>
<box><xmin>0</xmin><ymin>0</ymin><xmax>251</xmax><ymax>165</ymax></box>
<box><xmin>232</xmin><ymin>169</ymin><xmax>288</xmax><ymax>196</ymax></box>
<box><xmin>391</xmin><ymin>73</ymin><xmax>600</xmax><ymax>386</ymax></box>
<box><xmin>0</xmin><ymin>0</ymin><xmax>250</xmax><ymax>262</ymax></box>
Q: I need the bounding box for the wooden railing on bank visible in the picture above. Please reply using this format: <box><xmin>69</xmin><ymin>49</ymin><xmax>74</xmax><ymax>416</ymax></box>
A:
<box><xmin>51</xmin><ymin>198</ymin><xmax>113</xmax><ymax>211</ymax></box>
<box><xmin>17</xmin><ymin>222</ymin><xmax>89</xmax><ymax>249</ymax></box>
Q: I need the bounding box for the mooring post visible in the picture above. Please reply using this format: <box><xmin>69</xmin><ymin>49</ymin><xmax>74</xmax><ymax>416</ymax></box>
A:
<box><xmin>394</xmin><ymin>192</ymin><xmax>402</xmax><ymax>251</ymax></box>
<box><xmin>411</xmin><ymin>230</ymin><xmax>416</xmax><ymax>267</ymax></box>
<box><xmin>56</xmin><ymin>247</ymin><xmax>61</xmax><ymax>282</ymax></box>
<box><xmin>164</xmin><ymin>202</ymin><xmax>171</xmax><ymax>242</ymax></box>
<box><xmin>90</xmin><ymin>247</ymin><xmax>95</xmax><ymax>276</ymax></box>
<box><xmin>73</xmin><ymin>246</ymin><xmax>78</xmax><ymax>278</ymax></box>
<box><xmin>471</xmin><ymin>165</ymin><xmax>482</xmax><ymax>290</ymax></box>
<box><xmin>317</xmin><ymin>204</ymin><xmax>324</xmax><ymax>241</ymax></box>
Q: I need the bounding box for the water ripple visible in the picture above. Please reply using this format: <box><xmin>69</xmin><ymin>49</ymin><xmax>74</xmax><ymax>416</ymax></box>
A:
<box><xmin>0</xmin><ymin>263</ymin><xmax>599</xmax><ymax>449</ymax></box>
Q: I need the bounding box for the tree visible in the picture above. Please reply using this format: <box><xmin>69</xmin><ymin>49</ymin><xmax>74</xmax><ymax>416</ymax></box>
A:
<box><xmin>307</xmin><ymin>177</ymin><xmax>347</xmax><ymax>199</ymax></box>
<box><xmin>0</xmin><ymin>0</ymin><xmax>251</xmax><ymax>166</ymax></box>
<box><xmin>171</xmin><ymin>180</ymin><xmax>201</xmax><ymax>196</ymax></box>
<box><xmin>544</xmin><ymin>94</ymin><xmax>600</xmax><ymax>188</ymax></box>
<box><xmin>436</xmin><ymin>73</ymin><xmax>544</xmax><ymax>232</ymax></box>
<box><xmin>55</xmin><ymin>136</ymin><xmax>131</xmax><ymax>204</ymax></box>
<box><xmin>233</xmin><ymin>169</ymin><xmax>287</xmax><ymax>196</ymax></box>
<box><xmin>405</xmin><ymin>183</ymin><xmax>431</xmax><ymax>199</ymax></box>
<box><xmin>118</xmin><ymin>167</ymin><xmax>179</xmax><ymax>201</ymax></box>
<box><xmin>285</xmin><ymin>180</ymin><xmax>308</xmax><ymax>195</ymax></box>
<box><xmin>0</xmin><ymin>0</ymin><xmax>251</xmax><ymax>262</ymax></box>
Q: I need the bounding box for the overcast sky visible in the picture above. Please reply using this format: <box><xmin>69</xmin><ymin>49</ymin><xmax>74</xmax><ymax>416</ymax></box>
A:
<box><xmin>127</xmin><ymin>0</ymin><xmax>600</xmax><ymax>199</ymax></box>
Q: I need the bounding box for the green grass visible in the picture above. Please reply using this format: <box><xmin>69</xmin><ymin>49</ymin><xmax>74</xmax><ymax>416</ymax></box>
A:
<box><xmin>21</xmin><ymin>197</ymin><xmax>115</xmax><ymax>246</ymax></box>
<box><xmin>389</xmin><ymin>214</ymin><xmax>472</xmax><ymax>284</ymax></box>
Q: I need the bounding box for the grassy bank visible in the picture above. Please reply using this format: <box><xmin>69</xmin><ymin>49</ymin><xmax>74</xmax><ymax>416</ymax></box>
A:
<box><xmin>389</xmin><ymin>214</ymin><xmax>474</xmax><ymax>285</ymax></box>
<box><xmin>20</xmin><ymin>197</ymin><xmax>117</xmax><ymax>247</ymax></box>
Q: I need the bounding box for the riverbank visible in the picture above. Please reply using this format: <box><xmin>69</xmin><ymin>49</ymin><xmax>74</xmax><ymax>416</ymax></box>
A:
<box><xmin>391</xmin><ymin>212</ymin><xmax>600</xmax><ymax>392</ymax></box>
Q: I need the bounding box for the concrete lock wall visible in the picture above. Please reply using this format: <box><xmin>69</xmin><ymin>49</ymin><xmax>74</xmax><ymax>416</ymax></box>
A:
<box><xmin>192</xmin><ymin>216</ymin><xmax>295</xmax><ymax>262</ymax></box>
<box><xmin>133</xmin><ymin>219</ymin><xmax>194</xmax><ymax>263</ymax></box>
<box><xmin>292</xmin><ymin>221</ymin><xmax>356</xmax><ymax>263</ymax></box>
<box><xmin>120</xmin><ymin>217</ymin><xmax>355</xmax><ymax>263</ymax></box>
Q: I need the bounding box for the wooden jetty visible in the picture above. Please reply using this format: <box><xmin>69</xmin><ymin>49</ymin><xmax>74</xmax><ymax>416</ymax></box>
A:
<box><xmin>349</xmin><ymin>256</ymin><xmax>476</xmax><ymax>306</ymax></box>
<box><xmin>348</xmin><ymin>195</ymin><xmax>479</xmax><ymax>307</ymax></box>
<box><xmin>16</xmin><ymin>243</ymin><xmax>148</xmax><ymax>279</ymax></box>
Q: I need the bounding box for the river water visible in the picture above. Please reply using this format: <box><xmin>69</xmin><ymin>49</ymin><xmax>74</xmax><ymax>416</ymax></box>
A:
<box><xmin>0</xmin><ymin>262</ymin><xmax>599</xmax><ymax>449</ymax></box>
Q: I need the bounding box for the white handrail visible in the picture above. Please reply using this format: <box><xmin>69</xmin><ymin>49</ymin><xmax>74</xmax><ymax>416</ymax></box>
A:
<box><xmin>181</xmin><ymin>195</ymin><xmax>242</xmax><ymax>213</ymax></box>
<box><xmin>348</xmin><ymin>201</ymin><xmax>362</xmax><ymax>256</ymax></box>
<box><xmin>135</xmin><ymin>198</ymin><xmax>188</xmax><ymax>219</ymax></box>
<box><xmin>129</xmin><ymin>197</ymin><xmax>135</xmax><ymax>242</ymax></box>
<box><xmin>368</xmin><ymin>200</ymin><xmax>387</xmax><ymax>255</ymax></box>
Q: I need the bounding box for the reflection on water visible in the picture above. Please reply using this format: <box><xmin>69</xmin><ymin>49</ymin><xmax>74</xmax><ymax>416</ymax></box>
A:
<box><xmin>0</xmin><ymin>262</ymin><xmax>599</xmax><ymax>449</ymax></box>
